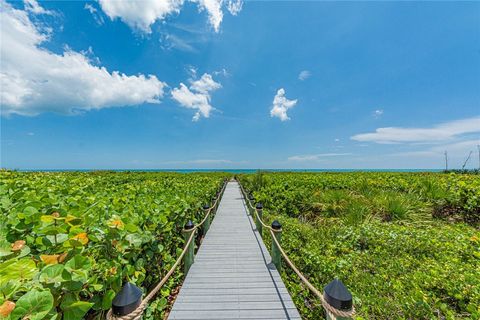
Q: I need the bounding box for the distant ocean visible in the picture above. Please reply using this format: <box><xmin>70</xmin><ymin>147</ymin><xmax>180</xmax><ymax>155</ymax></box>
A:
<box><xmin>18</xmin><ymin>169</ymin><xmax>444</xmax><ymax>173</ymax></box>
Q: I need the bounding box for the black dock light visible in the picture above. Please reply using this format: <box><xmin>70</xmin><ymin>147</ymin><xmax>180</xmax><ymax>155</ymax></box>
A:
<box><xmin>184</xmin><ymin>220</ymin><xmax>195</xmax><ymax>230</ymax></box>
<box><xmin>323</xmin><ymin>278</ymin><xmax>353</xmax><ymax>311</ymax></box>
<box><xmin>248</xmin><ymin>194</ymin><xmax>255</xmax><ymax>201</ymax></box>
<box><xmin>255</xmin><ymin>203</ymin><xmax>263</xmax><ymax>210</ymax></box>
<box><xmin>271</xmin><ymin>220</ymin><xmax>282</xmax><ymax>230</ymax></box>
<box><xmin>202</xmin><ymin>204</ymin><xmax>210</xmax><ymax>211</ymax></box>
<box><xmin>112</xmin><ymin>282</ymin><xmax>142</xmax><ymax>316</ymax></box>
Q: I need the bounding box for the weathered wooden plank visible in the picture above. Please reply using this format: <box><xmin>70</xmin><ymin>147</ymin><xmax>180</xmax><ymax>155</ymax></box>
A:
<box><xmin>175</xmin><ymin>294</ymin><xmax>296</xmax><ymax>303</ymax></box>
<box><xmin>169</xmin><ymin>301</ymin><xmax>298</xmax><ymax>311</ymax></box>
<box><xmin>185</xmin><ymin>275</ymin><xmax>284</xmax><ymax>283</ymax></box>
<box><xmin>168</xmin><ymin>181</ymin><xmax>301</xmax><ymax>320</ymax></box>
<box><xmin>169</xmin><ymin>309</ymin><xmax>301</xmax><ymax>320</ymax></box>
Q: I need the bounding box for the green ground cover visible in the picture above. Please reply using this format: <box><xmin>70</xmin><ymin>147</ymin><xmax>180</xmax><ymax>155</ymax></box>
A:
<box><xmin>1</xmin><ymin>170</ymin><xmax>478</xmax><ymax>319</ymax></box>
<box><xmin>0</xmin><ymin>171</ymin><xmax>228</xmax><ymax>319</ymax></box>
<box><xmin>239</xmin><ymin>172</ymin><xmax>480</xmax><ymax>319</ymax></box>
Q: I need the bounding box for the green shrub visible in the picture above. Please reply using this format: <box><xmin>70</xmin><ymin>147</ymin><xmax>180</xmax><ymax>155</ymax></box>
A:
<box><xmin>239</xmin><ymin>172</ymin><xmax>480</xmax><ymax>319</ymax></box>
<box><xmin>0</xmin><ymin>171</ymin><xmax>230</xmax><ymax>319</ymax></box>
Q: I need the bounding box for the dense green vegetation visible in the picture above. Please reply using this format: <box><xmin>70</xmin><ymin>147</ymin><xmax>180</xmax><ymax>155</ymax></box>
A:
<box><xmin>0</xmin><ymin>171</ymin><xmax>229</xmax><ymax>320</ymax></box>
<box><xmin>239</xmin><ymin>172</ymin><xmax>480</xmax><ymax>319</ymax></box>
<box><xmin>1</xmin><ymin>170</ymin><xmax>478</xmax><ymax>319</ymax></box>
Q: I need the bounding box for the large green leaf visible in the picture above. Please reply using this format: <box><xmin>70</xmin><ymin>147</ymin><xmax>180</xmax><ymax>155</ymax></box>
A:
<box><xmin>101</xmin><ymin>290</ymin><xmax>115</xmax><ymax>310</ymax></box>
<box><xmin>0</xmin><ymin>241</ymin><xmax>12</xmax><ymax>258</ymax></box>
<box><xmin>64</xmin><ymin>255</ymin><xmax>91</xmax><ymax>282</ymax></box>
<box><xmin>125</xmin><ymin>233</ymin><xmax>143</xmax><ymax>247</ymax></box>
<box><xmin>65</xmin><ymin>255</ymin><xmax>91</xmax><ymax>271</ymax></box>
<box><xmin>62</xmin><ymin>301</ymin><xmax>93</xmax><ymax>320</ymax></box>
<box><xmin>0</xmin><ymin>258</ymin><xmax>37</xmax><ymax>283</ymax></box>
<box><xmin>10</xmin><ymin>290</ymin><xmax>53</xmax><ymax>320</ymax></box>
<box><xmin>23</xmin><ymin>206</ymin><xmax>38</xmax><ymax>217</ymax></box>
<box><xmin>0</xmin><ymin>280</ymin><xmax>21</xmax><ymax>300</ymax></box>
<box><xmin>39</xmin><ymin>264</ymin><xmax>70</xmax><ymax>284</ymax></box>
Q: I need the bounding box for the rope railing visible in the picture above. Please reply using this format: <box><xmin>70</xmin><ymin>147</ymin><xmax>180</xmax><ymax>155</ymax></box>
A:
<box><xmin>106</xmin><ymin>229</ymin><xmax>196</xmax><ymax>320</ymax></box>
<box><xmin>106</xmin><ymin>179</ymin><xmax>228</xmax><ymax>320</ymax></box>
<box><xmin>243</xmin><ymin>194</ymin><xmax>273</xmax><ymax>230</ymax></box>
<box><xmin>238</xmin><ymin>180</ymin><xmax>355</xmax><ymax>320</ymax></box>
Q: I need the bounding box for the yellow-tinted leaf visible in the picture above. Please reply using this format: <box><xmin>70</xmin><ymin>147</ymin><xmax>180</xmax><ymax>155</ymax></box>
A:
<box><xmin>0</xmin><ymin>300</ymin><xmax>15</xmax><ymax>317</ymax></box>
<box><xmin>40</xmin><ymin>215</ymin><xmax>55</xmax><ymax>223</ymax></box>
<box><xmin>40</xmin><ymin>254</ymin><xmax>60</xmax><ymax>265</ymax></box>
<box><xmin>108</xmin><ymin>219</ymin><xmax>124</xmax><ymax>229</ymax></box>
<box><xmin>71</xmin><ymin>233</ymin><xmax>89</xmax><ymax>245</ymax></box>
<box><xmin>11</xmin><ymin>240</ymin><xmax>26</xmax><ymax>251</ymax></box>
<box><xmin>65</xmin><ymin>215</ymin><xmax>82</xmax><ymax>225</ymax></box>
<box><xmin>58</xmin><ymin>252</ymin><xmax>68</xmax><ymax>263</ymax></box>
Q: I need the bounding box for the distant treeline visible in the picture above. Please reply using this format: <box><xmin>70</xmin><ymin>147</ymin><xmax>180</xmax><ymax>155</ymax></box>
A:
<box><xmin>443</xmin><ymin>169</ymin><xmax>480</xmax><ymax>174</ymax></box>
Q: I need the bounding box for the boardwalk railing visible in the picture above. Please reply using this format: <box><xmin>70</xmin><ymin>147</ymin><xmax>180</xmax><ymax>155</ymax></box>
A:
<box><xmin>106</xmin><ymin>179</ymin><xmax>229</xmax><ymax>320</ymax></box>
<box><xmin>238</xmin><ymin>180</ymin><xmax>356</xmax><ymax>320</ymax></box>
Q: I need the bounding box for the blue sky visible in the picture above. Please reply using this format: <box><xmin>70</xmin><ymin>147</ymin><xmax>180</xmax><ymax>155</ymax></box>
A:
<box><xmin>1</xmin><ymin>0</ymin><xmax>479</xmax><ymax>170</ymax></box>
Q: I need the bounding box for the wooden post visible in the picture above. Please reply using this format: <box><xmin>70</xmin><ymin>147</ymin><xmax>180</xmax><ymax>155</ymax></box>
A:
<box><xmin>248</xmin><ymin>194</ymin><xmax>255</xmax><ymax>216</ymax></box>
<box><xmin>182</xmin><ymin>221</ymin><xmax>195</xmax><ymax>274</ymax></box>
<box><xmin>271</xmin><ymin>220</ymin><xmax>282</xmax><ymax>271</ymax></box>
<box><xmin>323</xmin><ymin>279</ymin><xmax>353</xmax><ymax>320</ymax></box>
<box><xmin>255</xmin><ymin>203</ymin><xmax>263</xmax><ymax>236</ymax></box>
<box><xmin>202</xmin><ymin>205</ymin><xmax>210</xmax><ymax>234</ymax></box>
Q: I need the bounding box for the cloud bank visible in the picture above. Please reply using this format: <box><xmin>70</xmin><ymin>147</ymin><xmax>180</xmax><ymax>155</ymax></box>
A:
<box><xmin>97</xmin><ymin>0</ymin><xmax>243</xmax><ymax>33</ymax></box>
<box><xmin>0</xmin><ymin>0</ymin><xmax>166</xmax><ymax>116</ymax></box>
<box><xmin>288</xmin><ymin>153</ymin><xmax>352</xmax><ymax>161</ymax></box>
<box><xmin>351</xmin><ymin>117</ymin><xmax>480</xmax><ymax>144</ymax></box>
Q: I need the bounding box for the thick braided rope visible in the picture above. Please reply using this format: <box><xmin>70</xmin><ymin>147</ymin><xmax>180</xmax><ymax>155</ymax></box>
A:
<box><xmin>238</xmin><ymin>180</ymin><xmax>355</xmax><ymax>318</ymax></box>
<box><xmin>269</xmin><ymin>229</ymin><xmax>355</xmax><ymax>318</ymax></box>
<box><xmin>197</xmin><ymin>181</ymin><xmax>226</xmax><ymax>228</ymax></box>
<box><xmin>238</xmin><ymin>183</ymin><xmax>273</xmax><ymax>231</ymax></box>
<box><xmin>106</xmin><ymin>229</ymin><xmax>196</xmax><ymax>320</ymax></box>
<box><xmin>106</xmin><ymin>181</ymin><xmax>227</xmax><ymax>320</ymax></box>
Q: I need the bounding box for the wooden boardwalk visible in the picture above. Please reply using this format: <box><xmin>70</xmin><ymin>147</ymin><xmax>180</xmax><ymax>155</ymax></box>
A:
<box><xmin>168</xmin><ymin>181</ymin><xmax>301</xmax><ymax>320</ymax></box>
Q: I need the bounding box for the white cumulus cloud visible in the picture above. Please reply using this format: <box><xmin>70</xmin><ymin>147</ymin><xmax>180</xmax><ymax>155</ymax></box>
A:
<box><xmin>171</xmin><ymin>73</ymin><xmax>221</xmax><ymax>121</ymax></box>
<box><xmin>351</xmin><ymin>117</ymin><xmax>480</xmax><ymax>144</ymax></box>
<box><xmin>195</xmin><ymin>0</ymin><xmax>223</xmax><ymax>32</ymax></box>
<box><xmin>97</xmin><ymin>0</ymin><xmax>243</xmax><ymax>33</ymax></box>
<box><xmin>270</xmin><ymin>88</ymin><xmax>297</xmax><ymax>121</ymax></box>
<box><xmin>0</xmin><ymin>0</ymin><xmax>166</xmax><ymax>116</ymax></box>
<box><xmin>190</xmin><ymin>73</ymin><xmax>222</xmax><ymax>94</ymax></box>
<box><xmin>97</xmin><ymin>0</ymin><xmax>183</xmax><ymax>33</ymax></box>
